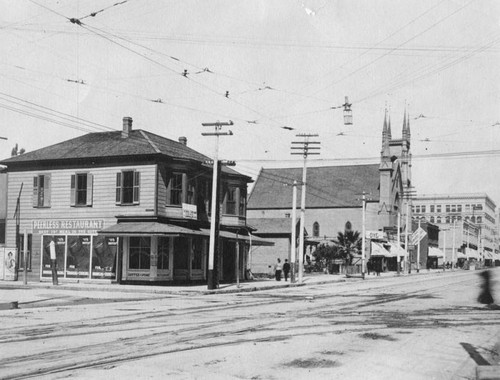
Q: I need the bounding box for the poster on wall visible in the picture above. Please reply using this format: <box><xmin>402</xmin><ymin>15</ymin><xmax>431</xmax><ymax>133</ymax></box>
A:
<box><xmin>4</xmin><ymin>248</ymin><xmax>18</xmax><ymax>281</ymax></box>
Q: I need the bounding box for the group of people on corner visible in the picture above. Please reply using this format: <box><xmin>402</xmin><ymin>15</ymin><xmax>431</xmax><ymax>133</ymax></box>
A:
<box><xmin>366</xmin><ymin>259</ymin><xmax>382</xmax><ymax>276</ymax></box>
<box><xmin>273</xmin><ymin>258</ymin><xmax>291</xmax><ymax>281</ymax></box>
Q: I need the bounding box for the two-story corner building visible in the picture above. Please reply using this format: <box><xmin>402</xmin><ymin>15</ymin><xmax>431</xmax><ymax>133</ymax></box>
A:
<box><xmin>412</xmin><ymin>193</ymin><xmax>499</xmax><ymax>265</ymax></box>
<box><xmin>0</xmin><ymin>117</ymin><xmax>271</xmax><ymax>285</ymax></box>
<box><xmin>247</xmin><ymin>109</ymin><xmax>414</xmax><ymax>273</ymax></box>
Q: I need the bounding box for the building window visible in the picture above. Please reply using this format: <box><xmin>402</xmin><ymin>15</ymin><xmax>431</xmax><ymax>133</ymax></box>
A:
<box><xmin>239</xmin><ymin>188</ymin><xmax>246</xmax><ymax>216</ymax></box>
<box><xmin>33</xmin><ymin>174</ymin><xmax>51</xmax><ymax>207</ymax></box>
<box><xmin>430</xmin><ymin>205</ymin><xmax>435</xmax><ymax>213</ymax></box>
<box><xmin>475</xmin><ymin>204</ymin><xmax>483</xmax><ymax>210</ymax></box>
<box><xmin>457</xmin><ymin>205</ymin><xmax>462</xmax><ymax>212</ymax></box>
<box><xmin>187</xmin><ymin>178</ymin><xmax>195</xmax><ymax>205</ymax></box>
<box><xmin>421</xmin><ymin>205</ymin><xmax>426</xmax><ymax>213</ymax></box>
<box><xmin>436</xmin><ymin>216</ymin><xmax>441</xmax><ymax>224</ymax></box>
<box><xmin>446</xmin><ymin>205</ymin><xmax>450</xmax><ymax>213</ymax></box>
<box><xmin>157</xmin><ymin>237</ymin><xmax>170</xmax><ymax>270</ymax></box>
<box><xmin>226</xmin><ymin>187</ymin><xmax>237</xmax><ymax>215</ymax></box>
<box><xmin>116</xmin><ymin>171</ymin><xmax>140</xmax><ymax>205</ymax></box>
<box><xmin>415</xmin><ymin>205</ymin><xmax>421</xmax><ymax>213</ymax></box>
<box><xmin>477</xmin><ymin>216</ymin><xmax>482</xmax><ymax>224</ymax></box>
<box><xmin>446</xmin><ymin>216</ymin><xmax>450</xmax><ymax>223</ymax></box>
<box><xmin>70</xmin><ymin>173</ymin><xmax>93</xmax><ymax>206</ymax></box>
<box><xmin>192</xmin><ymin>237</ymin><xmax>203</xmax><ymax>270</ymax></box>
<box><xmin>313</xmin><ymin>222</ymin><xmax>320</xmax><ymax>237</ymax></box>
<box><xmin>430</xmin><ymin>216</ymin><xmax>435</xmax><ymax>223</ymax></box>
<box><xmin>169</xmin><ymin>173</ymin><xmax>183</xmax><ymax>205</ymax></box>
<box><xmin>436</xmin><ymin>205</ymin><xmax>441</xmax><ymax>213</ymax></box>
<box><xmin>198</xmin><ymin>179</ymin><xmax>211</xmax><ymax>215</ymax></box>
<box><xmin>129</xmin><ymin>237</ymin><xmax>150</xmax><ymax>270</ymax></box>
<box><xmin>0</xmin><ymin>219</ymin><xmax>5</xmax><ymax>244</ymax></box>
<box><xmin>451</xmin><ymin>205</ymin><xmax>456</xmax><ymax>213</ymax></box>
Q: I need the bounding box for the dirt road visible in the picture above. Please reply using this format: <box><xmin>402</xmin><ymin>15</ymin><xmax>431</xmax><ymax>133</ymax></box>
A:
<box><xmin>0</xmin><ymin>269</ymin><xmax>498</xmax><ymax>379</ymax></box>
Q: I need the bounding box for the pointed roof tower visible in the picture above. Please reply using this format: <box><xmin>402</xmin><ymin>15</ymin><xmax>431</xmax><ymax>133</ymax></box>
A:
<box><xmin>402</xmin><ymin>108</ymin><xmax>408</xmax><ymax>141</ymax></box>
<box><xmin>387</xmin><ymin>113</ymin><xmax>392</xmax><ymax>141</ymax></box>
<box><xmin>381</xmin><ymin>108</ymin><xmax>390</xmax><ymax>159</ymax></box>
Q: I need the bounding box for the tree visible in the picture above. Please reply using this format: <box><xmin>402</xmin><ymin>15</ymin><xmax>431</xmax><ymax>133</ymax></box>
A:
<box><xmin>311</xmin><ymin>243</ymin><xmax>339</xmax><ymax>272</ymax></box>
<box><xmin>11</xmin><ymin>144</ymin><xmax>25</xmax><ymax>157</ymax></box>
<box><xmin>335</xmin><ymin>228</ymin><xmax>362</xmax><ymax>265</ymax></box>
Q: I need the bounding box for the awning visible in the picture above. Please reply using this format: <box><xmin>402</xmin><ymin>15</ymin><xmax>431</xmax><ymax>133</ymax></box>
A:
<box><xmin>387</xmin><ymin>242</ymin><xmax>407</xmax><ymax>258</ymax></box>
<box><xmin>465</xmin><ymin>247</ymin><xmax>479</xmax><ymax>259</ymax></box>
<box><xmin>99</xmin><ymin>222</ymin><xmax>208</xmax><ymax>237</ymax></box>
<box><xmin>371</xmin><ymin>242</ymin><xmax>391</xmax><ymax>257</ymax></box>
<box><xmin>428</xmin><ymin>247</ymin><xmax>444</xmax><ymax>258</ymax></box>
<box><xmin>217</xmin><ymin>230</ymin><xmax>274</xmax><ymax>246</ymax></box>
<box><xmin>98</xmin><ymin>222</ymin><xmax>274</xmax><ymax>246</ymax></box>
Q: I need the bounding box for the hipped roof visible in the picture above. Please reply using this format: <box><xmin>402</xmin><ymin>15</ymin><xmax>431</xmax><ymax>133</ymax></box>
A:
<box><xmin>248</xmin><ymin>164</ymin><xmax>380</xmax><ymax>209</ymax></box>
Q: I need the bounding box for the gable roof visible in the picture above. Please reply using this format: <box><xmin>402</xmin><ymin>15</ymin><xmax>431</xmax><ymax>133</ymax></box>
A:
<box><xmin>1</xmin><ymin>129</ymin><xmax>244</xmax><ymax>177</ymax></box>
<box><xmin>247</xmin><ymin>218</ymin><xmax>299</xmax><ymax>235</ymax></box>
<box><xmin>247</xmin><ymin>164</ymin><xmax>380</xmax><ymax>209</ymax></box>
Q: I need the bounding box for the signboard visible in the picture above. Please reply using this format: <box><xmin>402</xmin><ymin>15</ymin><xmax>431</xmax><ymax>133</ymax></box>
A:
<box><xmin>410</xmin><ymin>227</ymin><xmax>426</xmax><ymax>245</ymax></box>
<box><xmin>33</xmin><ymin>219</ymin><xmax>104</xmax><ymax>235</ymax></box>
<box><xmin>365</xmin><ymin>230</ymin><xmax>385</xmax><ymax>240</ymax></box>
<box><xmin>3</xmin><ymin>248</ymin><xmax>18</xmax><ymax>281</ymax></box>
<box><xmin>182</xmin><ymin>203</ymin><xmax>197</xmax><ymax>220</ymax></box>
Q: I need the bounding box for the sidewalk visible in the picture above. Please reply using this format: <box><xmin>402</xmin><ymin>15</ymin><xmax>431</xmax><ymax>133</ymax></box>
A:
<box><xmin>0</xmin><ymin>268</ymin><xmax>458</xmax><ymax>307</ymax></box>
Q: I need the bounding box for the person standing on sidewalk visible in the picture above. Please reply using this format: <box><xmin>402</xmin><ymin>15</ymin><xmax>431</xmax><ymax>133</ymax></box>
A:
<box><xmin>275</xmin><ymin>258</ymin><xmax>282</xmax><ymax>281</ymax></box>
<box><xmin>283</xmin><ymin>259</ymin><xmax>291</xmax><ymax>281</ymax></box>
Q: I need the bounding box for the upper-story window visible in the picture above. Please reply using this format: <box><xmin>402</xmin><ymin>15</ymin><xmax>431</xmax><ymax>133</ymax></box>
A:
<box><xmin>451</xmin><ymin>205</ymin><xmax>456</xmax><ymax>213</ymax></box>
<box><xmin>415</xmin><ymin>205</ymin><xmax>420</xmax><ymax>213</ymax></box>
<box><xmin>169</xmin><ymin>173</ymin><xmax>183</xmax><ymax>206</ymax></box>
<box><xmin>239</xmin><ymin>188</ymin><xmax>246</xmax><ymax>216</ymax></box>
<box><xmin>436</xmin><ymin>216</ymin><xmax>441</xmax><ymax>223</ymax></box>
<box><xmin>436</xmin><ymin>205</ymin><xmax>441</xmax><ymax>213</ymax></box>
<box><xmin>457</xmin><ymin>205</ymin><xmax>462</xmax><ymax>212</ymax></box>
<box><xmin>430</xmin><ymin>205</ymin><xmax>435</xmax><ymax>213</ymax></box>
<box><xmin>475</xmin><ymin>204</ymin><xmax>483</xmax><ymax>211</ymax></box>
<box><xmin>446</xmin><ymin>205</ymin><xmax>450</xmax><ymax>212</ymax></box>
<box><xmin>33</xmin><ymin>174</ymin><xmax>51</xmax><ymax>208</ymax></box>
<box><xmin>477</xmin><ymin>216</ymin><xmax>482</xmax><ymax>224</ymax></box>
<box><xmin>313</xmin><ymin>222</ymin><xmax>320</xmax><ymax>237</ymax></box>
<box><xmin>70</xmin><ymin>173</ymin><xmax>93</xmax><ymax>206</ymax></box>
<box><xmin>430</xmin><ymin>216</ymin><xmax>435</xmax><ymax>223</ymax></box>
<box><xmin>421</xmin><ymin>205</ymin><xmax>426</xmax><ymax>213</ymax></box>
<box><xmin>116</xmin><ymin>170</ymin><xmax>140</xmax><ymax>205</ymax></box>
<box><xmin>226</xmin><ymin>187</ymin><xmax>237</xmax><ymax>215</ymax></box>
<box><xmin>187</xmin><ymin>178</ymin><xmax>195</xmax><ymax>205</ymax></box>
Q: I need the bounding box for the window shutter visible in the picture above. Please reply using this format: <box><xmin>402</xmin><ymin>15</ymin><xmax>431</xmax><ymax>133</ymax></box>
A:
<box><xmin>44</xmin><ymin>175</ymin><xmax>51</xmax><ymax>207</ymax></box>
<box><xmin>133</xmin><ymin>171</ymin><xmax>140</xmax><ymax>204</ymax></box>
<box><xmin>86</xmin><ymin>174</ymin><xmax>93</xmax><ymax>206</ymax></box>
<box><xmin>70</xmin><ymin>175</ymin><xmax>76</xmax><ymax>206</ymax></box>
<box><xmin>32</xmin><ymin>176</ymin><xmax>38</xmax><ymax>207</ymax></box>
<box><xmin>116</xmin><ymin>173</ymin><xmax>122</xmax><ymax>204</ymax></box>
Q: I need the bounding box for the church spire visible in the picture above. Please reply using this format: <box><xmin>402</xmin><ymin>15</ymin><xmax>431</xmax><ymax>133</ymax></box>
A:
<box><xmin>381</xmin><ymin>108</ymin><xmax>390</xmax><ymax>158</ymax></box>
<box><xmin>402</xmin><ymin>107</ymin><xmax>408</xmax><ymax>141</ymax></box>
<box><xmin>388</xmin><ymin>113</ymin><xmax>392</xmax><ymax>140</ymax></box>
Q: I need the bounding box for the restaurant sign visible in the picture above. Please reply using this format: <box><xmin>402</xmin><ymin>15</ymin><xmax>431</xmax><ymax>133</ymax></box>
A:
<box><xmin>33</xmin><ymin>219</ymin><xmax>104</xmax><ymax>235</ymax></box>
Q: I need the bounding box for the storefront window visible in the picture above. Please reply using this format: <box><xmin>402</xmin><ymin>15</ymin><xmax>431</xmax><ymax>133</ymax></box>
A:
<box><xmin>129</xmin><ymin>236</ymin><xmax>150</xmax><ymax>269</ymax></box>
<box><xmin>92</xmin><ymin>236</ymin><xmax>117</xmax><ymax>279</ymax></box>
<box><xmin>192</xmin><ymin>237</ymin><xmax>203</xmax><ymax>270</ymax></box>
<box><xmin>157</xmin><ymin>237</ymin><xmax>170</xmax><ymax>270</ymax></box>
<box><xmin>67</xmin><ymin>235</ymin><xmax>91</xmax><ymax>278</ymax></box>
<box><xmin>42</xmin><ymin>235</ymin><xmax>65</xmax><ymax>278</ymax></box>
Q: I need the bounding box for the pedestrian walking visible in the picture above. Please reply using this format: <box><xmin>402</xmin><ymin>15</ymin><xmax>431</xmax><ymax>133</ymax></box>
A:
<box><xmin>283</xmin><ymin>259</ymin><xmax>291</xmax><ymax>281</ymax></box>
<box><xmin>274</xmin><ymin>258</ymin><xmax>282</xmax><ymax>281</ymax></box>
<box><xmin>367</xmin><ymin>260</ymin><xmax>372</xmax><ymax>275</ymax></box>
<box><xmin>375</xmin><ymin>260</ymin><xmax>381</xmax><ymax>276</ymax></box>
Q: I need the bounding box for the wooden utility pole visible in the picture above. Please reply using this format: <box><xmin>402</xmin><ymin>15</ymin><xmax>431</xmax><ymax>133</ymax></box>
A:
<box><xmin>291</xmin><ymin>134</ymin><xmax>320</xmax><ymax>283</ymax></box>
<box><xmin>202</xmin><ymin>121</ymin><xmax>233</xmax><ymax>290</ymax></box>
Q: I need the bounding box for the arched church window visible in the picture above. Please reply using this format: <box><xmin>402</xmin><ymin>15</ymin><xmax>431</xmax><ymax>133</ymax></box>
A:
<box><xmin>313</xmin><ymin>222</ymin><xmax>320</xmax><ymax>237</ymax></box>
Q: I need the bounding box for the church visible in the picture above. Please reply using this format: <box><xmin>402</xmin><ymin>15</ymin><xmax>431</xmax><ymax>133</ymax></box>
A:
<box><xmin>247</xmin><ymin>110</ymin><xmax>415</xmax><ymax>274</ymax></box>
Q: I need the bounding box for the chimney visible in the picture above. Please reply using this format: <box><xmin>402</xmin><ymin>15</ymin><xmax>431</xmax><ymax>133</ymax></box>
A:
<box><xmin>122</xmin><ymin>117</ymin><xmax>133</xmax><ymax>138</ymax></box>
<box><xmin>178</xmin><ymin>136</ymin><xmax>187</xmax><ymax>146</ymax></box>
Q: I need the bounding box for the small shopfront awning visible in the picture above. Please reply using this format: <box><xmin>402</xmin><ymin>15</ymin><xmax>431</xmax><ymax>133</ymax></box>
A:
<box><xmin>387</xmin><ymin>242</ymin><xmax>407</xmax><ymax>258</ymax></box>
<box><xmin>428</xmin><ymin>247</ymin><xmax>445</xmax><ymax>258</ymax></box>
<box><xmin>99</xmin><ymin>222</ymin><xmax>274</xmax><ymax>246</ymax></box>
<box><xmin>465</xmin><ymin>247</ymin><xmax>479</xmax><ymax>259</ymax></box>
<box><xmin>371</xmin><ymin>242</ymin><xmax>391</xmax><ymax>257</ymax></box>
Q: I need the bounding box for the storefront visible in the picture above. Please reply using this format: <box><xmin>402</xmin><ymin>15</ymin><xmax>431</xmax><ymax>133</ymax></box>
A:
<box><xmin>34</xmin><ymin>219</ymin><xmax>119</xmax><ymax>281</ymax></box>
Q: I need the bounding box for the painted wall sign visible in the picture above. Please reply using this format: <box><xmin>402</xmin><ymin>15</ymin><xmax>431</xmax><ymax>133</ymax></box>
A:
<box><xmin>32</xmin><ymin>219</ymin><xmax>104</xmax><ymax>235</ymax></box>
<box><xmin>182</xmin><ymin>203</ymin><xmax>197</xmax><ymax>220</ymax></box>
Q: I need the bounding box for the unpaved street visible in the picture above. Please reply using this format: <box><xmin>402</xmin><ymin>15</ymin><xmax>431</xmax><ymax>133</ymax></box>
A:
<box><xmin>1</xmin><ymin>269</ymin><xmax>499</xmax><ymax>380</ymax></box>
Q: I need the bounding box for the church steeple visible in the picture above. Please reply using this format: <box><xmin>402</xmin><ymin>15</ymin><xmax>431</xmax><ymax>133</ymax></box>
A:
<box><xmin>402</xmin><ymin>107</ymin><xmax>410</xmax><ymax>142</ymax></box>
<box><xmin>380</xmin><ymin>108</ymin><xmax>391</xmax><ymax>162</ymax></box>
<box><xmin>387</xmin><ymin>113</ymin><xmax>392</xmax><ymax>140</ymax></box>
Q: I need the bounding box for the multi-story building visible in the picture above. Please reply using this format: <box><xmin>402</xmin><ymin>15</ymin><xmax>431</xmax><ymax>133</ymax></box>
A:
<box><xmin>0</xmin><ymin>117</ymin><xmax>271</xmax><ymax>284</ymax></box>
<box><xmin>412</xmin><ymin>193</ymin><xmax>499</xmax><ymax>264</ymax></box>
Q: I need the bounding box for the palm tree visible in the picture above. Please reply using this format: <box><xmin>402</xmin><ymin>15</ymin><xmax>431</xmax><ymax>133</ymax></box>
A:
<box><xmin>335</xmin><ymin>229</ymin><xmax>361</xmax><ymax>265</ymax></box>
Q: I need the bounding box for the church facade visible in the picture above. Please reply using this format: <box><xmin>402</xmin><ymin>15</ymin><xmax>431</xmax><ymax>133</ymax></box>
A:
<box><xmin>247</xmin><ymin>110</ymin><xmax>419</xmax><ymax>273</ymax></box>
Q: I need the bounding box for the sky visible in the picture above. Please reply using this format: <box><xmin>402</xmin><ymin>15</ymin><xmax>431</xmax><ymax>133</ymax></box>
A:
<box><xmin>1</xmin><ymin>0</ymin><xmax>500</xmax><ymax>205</ymax></box>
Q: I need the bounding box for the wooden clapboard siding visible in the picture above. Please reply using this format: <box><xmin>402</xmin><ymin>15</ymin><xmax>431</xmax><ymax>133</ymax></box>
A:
<box><xmin>5</xmin><ymin>164</ymin><xmax>158</xmax><ymax>247</ymax></box>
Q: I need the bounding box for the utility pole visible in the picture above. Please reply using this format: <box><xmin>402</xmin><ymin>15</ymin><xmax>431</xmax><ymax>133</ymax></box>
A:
<box><xmin>202</xmin><ymin>120</ymin><xmax>233</xmax><ymax>290</ymax></box>
<box><xmin>291</xmin><ymin>134</ymin><xmax>320</xmax><ymax>283</ymax></box>
<box><xmin>290</xmin><ymin>180</ymin><xmax>298</xmax><ymax>283</ymax></box>
<box><xmin>452</xmin><ymin>220</ymin><xmax>456</xmax><ymax>270</ymax></box>
<box><xmin>403</xmin><ymin>187</ymin><xmax>415</xmax><ymax>274</ymax></box>
<box><xmin>417</xmin><ymin>218</ymin><xmax>421</xmax><ymax>273</ymax></box>
<box><xmin>361</xmin><ymin>192</ymin><xmax>366</xmax><ymax>279</ymax></box>
<box><xmin>397</xmin><ymin>209</ymin><xmax>401</xmax><ymax>275</ymax></box>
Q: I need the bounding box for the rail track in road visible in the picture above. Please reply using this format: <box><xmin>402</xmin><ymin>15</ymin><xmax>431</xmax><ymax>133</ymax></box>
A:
<box><xmin>0</xmin><ymin>270</ymin><xmax>498</xmax><ymax>379</ymax></box>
